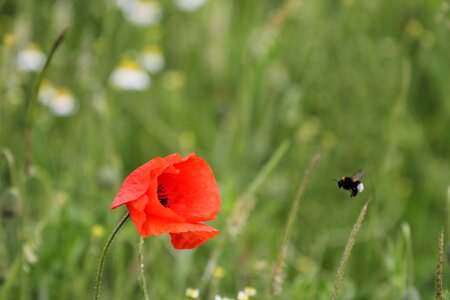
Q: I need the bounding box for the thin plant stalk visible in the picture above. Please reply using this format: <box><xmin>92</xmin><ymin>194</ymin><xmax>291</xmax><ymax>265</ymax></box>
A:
<box><xmin>139</xmin><ymin>237</ymin><xmax>150</xmax><ymax>300</ymax></box>
<box><xmin>435</xmin><ymin>229</ymin><xmax>444</xmax><ymax>300</ymax></box>
<box><xmin>199</xmin><ymin>141</ymin><xmax>290</xmax><ymax>289</ymax></box>
<box><xmin>330</xmin><ymin>200</ymin><xmax>370</xmax><ymax>300</ymax></box>
<box><xmin>93</xmin><ymin>212</ymin><xmax>130</xmax><ymax>300</ymax></box>
<box><xmin>0</xmin><ymin>255</ymin><xmax>23</xmax><ymax>300</ymax></box>
<box><xmin>241</xmin><ymin>140</ymin><xmax>291</xmax><ymax>199</ymax></box>
<box><xmin>24</xmin><ymin>27</ymin><xmax>68</xmax><ymax>176</ymax></box>
<box><xmin>270</xmin><ymin>154</ymin><xmax>320</xmax><ymax>296</ymax></box>
<box><xmin>0</xmin><ymin>148</ymin><xmax>15</xmax><ymax>186</ymax></box>
<box><xmin>402</xmin><ymin>222</ymin><xmax>414</xmax><ymax>289</ymax></box>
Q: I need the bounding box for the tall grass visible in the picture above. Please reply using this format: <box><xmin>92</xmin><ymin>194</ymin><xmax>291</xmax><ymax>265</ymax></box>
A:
<box><xmin>435</xmin><ymin>230</ymin><xmax>444</xmax><ymax>300</ymax></box>
<box><xmin>1</xmin><ymin>0</ymin><xmax>450</xmax><ymax>298</ymax></box>
<box><xmin>271</xmin><ymin>153</ymin><xmax>320</xmax><ymax>296</ymax></box>
<box><xmin>24</xmin><ymin>27</ymin><xmax>68</xmax><ymax>176</ymax></box>
<box><xmin>330</xmin><ymin>200</ymin><xmax>370</xmax><ymax>300</ymax></box>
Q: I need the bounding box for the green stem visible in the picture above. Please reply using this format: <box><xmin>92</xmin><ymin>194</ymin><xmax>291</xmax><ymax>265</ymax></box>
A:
<box><xmin>270</xmin><ymin>153</ymin><xmax>320</xmax><ymax>296</ymax></box>
<box><xmin>138</xmin><ymin>237</ymin><xmax>150</xmax><ymax>300</ymax></box>
<box><xmin>199</xmin><ymin>141</ymin><xmax>290</xmax><ymax>289</ymax></box>
<box><xmin>24</xmin><ymin>27</ymin><xmax>68</xmax><ymax>176</ymax></box>
<box><xmin>93</xmin><ymin>212</ymin><xmax>130</xmax><ymax>300</ymax></box>
<box><xmin>0</xmin><ymin>148</ymin><xmax>15</xmax><ymax>186</ymax></box>
<box><xmin>435</xmin><ymin>229</ymin><xmax>444</xmax><ymax>300</ymax></box>
<box><xmin>0</xmin><ymin>255</ymin><xmax>23</xmax><ymax>300</ymax></box>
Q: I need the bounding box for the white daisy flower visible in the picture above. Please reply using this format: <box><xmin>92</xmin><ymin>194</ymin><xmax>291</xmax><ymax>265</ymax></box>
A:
<box><xmin>175</xmin><ymin>0</ymin><xmax>207</xmax><ymax>12</ymax></box>
<box><xmin>115</xmin><ymin>0</ymin><xmax>136</xmax><ymax>11</ymax></box>
<box><xmin>48</xmin><ymin>87</ymin><xmax>77</xmax><ymax>116</ymax></box>
<box><xmin>243</xmin><ymin>287</ymin><xmax>256</xmax><ymax>297</ymax></box>
<box><xmin>38</xmin><ymin>79</ymin><xmax>56</xmax><ymax>106</ymax></box>
<box><xmin>237</xmin><ymin>291</ymin><xmax>248</xmax><ymax>300</ymax></box>
<box><xmin>124</xmin><ymin>0</ymin><xmax>162</xmax><ymax>26</ymax></box>
<box><xmin>17</xmin><ymin>44</ymin><xmax>46</xmax><ymax>72</ymax></box>
<box><xmin>38</xmin><ymin>82</ymin><xmax>77</xmax><ymax>116</ymax></box>
<box><xmin>139</xmin><ymin>45</ymin><xmax>165</xmax><ymax>73</ymax></box>
<box><xmin>215</xmin><ymin>296</ymin><xmax>234</xmax><ymax>300</ymax></box>
<box><xmin>185</xmin><ymin>288</ymin><xmax>200</xmax><ymax>298</ymax></box>
<box><xmin>110</xmin><ymin>59</ymin><xmax>150</xmax><ymax>91</ymax></box>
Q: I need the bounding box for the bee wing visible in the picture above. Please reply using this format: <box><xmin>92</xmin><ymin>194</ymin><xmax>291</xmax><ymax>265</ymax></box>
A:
<box><xmin>351</xmin><ymin>169</ymin><xmax>364</xmax><ymax>181</ymax></box>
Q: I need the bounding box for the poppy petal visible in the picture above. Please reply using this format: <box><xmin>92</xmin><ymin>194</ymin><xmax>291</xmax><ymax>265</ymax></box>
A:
<box><xmin>124</xmin><ymin>195</ymin><xmax>148</xmax><ymax>235</ymax></box>
<box><xmin>111</xmin><ymin>158</ymin><xmax>163</xmax><ymax>209</ymax></box>
<box><xmin>126</xmin><ymin>193</ymin><xmax>185</xmax><ymax>236</ymax></box>
<box><xmin>111</xmin><ymin>152</ymin><xmax>221</xmax><ymax>250</ymax></box>
<box><xmin>160</xmin><ymin>152</ymin><xmax>184</xmax><ymax>168</ymax></box>
<box><xmin>170</xmin><ymin>225</ymin><xmax>219</xmax><ymax>249</ymax></box>
<box><xmin>133</xmin><ymin>216</ymin><xmax>219</xmax><ymax>245</ymax></box>
<box><xmin>157</xmin><ymin>154</ymin><xmax>220</xmax><ymax>222</ymax></box>
<box><xmin>111</xmin><ymin>154</ymin><xmax>184</xmax><ymax>209</ymax></box>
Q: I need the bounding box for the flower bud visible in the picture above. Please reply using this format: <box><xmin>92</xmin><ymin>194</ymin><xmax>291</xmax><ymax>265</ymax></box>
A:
<box><xmin>0</xmin><ymin>187</ymin><xmax>22</xmax><ymax>218</ymax></box>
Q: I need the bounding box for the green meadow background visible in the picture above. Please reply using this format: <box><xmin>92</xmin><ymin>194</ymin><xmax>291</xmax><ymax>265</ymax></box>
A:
<box><xmin>1</xmin><ymin>0</ymin><xmax>450</xmax><ymax>299</ymax></box>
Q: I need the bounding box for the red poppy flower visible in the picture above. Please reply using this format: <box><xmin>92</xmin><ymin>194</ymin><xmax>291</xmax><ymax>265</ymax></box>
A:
<box><xmin>111</xmin><ymin>153</ymin><xmax>220</xmax><ymax>249</ymax></box>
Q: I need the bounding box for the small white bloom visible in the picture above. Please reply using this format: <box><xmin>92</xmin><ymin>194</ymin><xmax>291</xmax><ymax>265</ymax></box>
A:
<box><xmin>185</xmin><ymin>288</ymin><xmax>200</xmax><ymax>299</ymax></box>
<box><xmin>38</xmin><ymin>79</ymin><xmax>56</xmax><ymax>106</ymax></box>
<box><xmin>237</xmin><ymin>291</ymin><xmax>248</xmax><ymax>300</ymax></box>
<box><xmin>23</xmin><ymin>243</ymin><xmax>38</xmax><ymax>264</ymax></box>
<box><xmin>115</xmin><ymin>0</ymin><xmax>136</xmax><ymax>11</ymax></box>
<box><xmin>243</xmin><ymin>287</ymin><xmax>256</xmax><ymax>297</ymax></box>
<box><xmin>38</xmin><ymin>82</ymin><xmax>77</xmax><ymax>116</ymax></box>
<box><xmin>139</xmin><ymin>45</ymin><xmax>165</xmax><ymax>73</ymax></box>
<box><xmin>48</xmin><ymin>87</ymin><xmax>77</xmax><ymax>116</ymax></box>
<box><xmin>110</xmin><ymin>60</ymin><xmax>150</xmax><ymax>91</ymax></box>
<box><xmin>175</xmin><ymin>0</ymin><xmax>206</xmax><ymax>12</ymax></box>
<box><xmin>124</xmin><ymin>0</ymin><xmax>162</xmax><ymax>26</ymax></box>
<box><xmin>215</xmin><ymin>296</ymin><xmax>234</xmax><ymax>300</ymax></box>
<box><xmin>17</xmin><ymin>44</ymin><xmax>46</xmax><ymax>72</ymax></box>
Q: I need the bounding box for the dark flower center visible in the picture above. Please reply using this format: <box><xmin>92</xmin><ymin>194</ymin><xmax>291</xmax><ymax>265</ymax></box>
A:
<box><xmin>157</xmin><ymin>184</ymin><xmax>169</xmax><ymax>207</ymax></box>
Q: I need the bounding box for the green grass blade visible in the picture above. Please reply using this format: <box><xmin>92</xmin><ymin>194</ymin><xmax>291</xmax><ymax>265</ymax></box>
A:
<box><xmin>435</xmin><ymin>229</ymin><xmax>444</xmax><ymax>300</ymax></box>
<box><xmin>270</xmin><ymin>153</ymin><xmax>320</xmax><ymax>296</ymax></box>
<box><xmin>199</xmin><ymin>141</ymin><xmax>290</xmax><ymax>290</ymax></box>
<box><xmin>24</xmin><ymin>27</ymin><xmax>68</xmax><ymax>176</ymax></box>
<box><xmin>330</xmin><ymin>199</ymin><xmax>370</xmax><ymax>300</ymax></box>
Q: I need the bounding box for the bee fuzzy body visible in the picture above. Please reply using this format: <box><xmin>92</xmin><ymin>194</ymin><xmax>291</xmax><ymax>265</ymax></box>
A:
<box><xmin>337</xmin><ymin>170</ymin><xmax>364</xmax><ymax>197</ymax></box>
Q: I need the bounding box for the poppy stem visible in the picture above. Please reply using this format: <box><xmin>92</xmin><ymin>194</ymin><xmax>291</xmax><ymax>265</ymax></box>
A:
<box><xmin>138</xmin><ymin>237</ymin><xmax>150</xmax><ymax>300</ymax></box>
<box><xmin>93</xmin><ymin>212</ymin><xmax>130</xmax><ymax>300</ymax></box>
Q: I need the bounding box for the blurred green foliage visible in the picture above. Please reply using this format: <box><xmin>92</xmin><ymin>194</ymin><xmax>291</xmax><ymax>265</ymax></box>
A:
<box><xmin>1</xmin><ymin>0</ymin><xmax>450</xmax><ymax>299</ymax></box>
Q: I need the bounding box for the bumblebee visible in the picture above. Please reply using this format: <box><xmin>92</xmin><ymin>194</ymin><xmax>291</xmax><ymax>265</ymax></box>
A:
<box><xmin>337</xmin><ymin>169</ymin><xmax>364</xmax><ymax>197</ymax></box>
